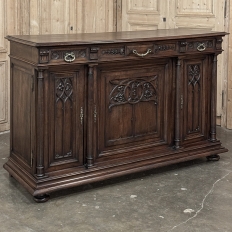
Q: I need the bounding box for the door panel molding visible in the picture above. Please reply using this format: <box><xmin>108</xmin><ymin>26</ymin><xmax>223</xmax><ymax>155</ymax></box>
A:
<box><xmin>176</xmin><ymin>0</ymin><xmax>215</xmax><ymax>17</ymax></box>
<box><xmin>0</xmin><ymin>62</ymin><xmax>8</xmax><ymax>125</ymax></box>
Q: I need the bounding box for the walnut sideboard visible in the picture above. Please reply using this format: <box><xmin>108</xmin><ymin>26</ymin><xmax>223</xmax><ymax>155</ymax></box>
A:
<box><xmin>4</xmin><ymin>29</ymin><xmax>228</xmax><ymax>202</ymax></box>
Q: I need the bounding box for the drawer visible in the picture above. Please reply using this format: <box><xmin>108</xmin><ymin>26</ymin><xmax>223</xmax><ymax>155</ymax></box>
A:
<box><xmin>179</xmin><ymin>39</ymin><xmax>216</xmax><ymax>53</ymax></box>
<box><xmin>98</xmin><ymin>45</ymin><xmax>126</xmax><ymax>60</ymax></box>
<box><xmin>39</xmin><ymin>47</ymin><xmax>88</xmax><ymax>64</ymax></box>
<box><xmin>126</xmin><ymin>42</ymin><xmax>178</xmax><ymax>58</ymax></box>
<box><xmin>126</xmin><ymin>44</ymin><xmax>154</xmax><ymax>57</ymax></box>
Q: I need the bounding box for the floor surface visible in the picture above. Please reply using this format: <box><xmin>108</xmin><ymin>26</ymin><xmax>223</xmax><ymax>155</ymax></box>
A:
<box><xmin>0</xmin><ymin>127</ymin><xmax>232</xmax><ymax>232</ymax></box>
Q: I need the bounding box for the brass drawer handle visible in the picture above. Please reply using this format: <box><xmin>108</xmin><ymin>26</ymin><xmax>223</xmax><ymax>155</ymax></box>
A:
<box><xmin>64</xmin><ymin>52</ymin><xmax>75</xmax><ymax>62</ymax></box>
<box><xmin>197</xmin><ymin>43</ymin><xmax>206</xmax><ymax>52</ymax></box>
<box><xmin>133</xmin><ymin>49</ymin><xmax>152</xmax><ymax>57</ymax></box>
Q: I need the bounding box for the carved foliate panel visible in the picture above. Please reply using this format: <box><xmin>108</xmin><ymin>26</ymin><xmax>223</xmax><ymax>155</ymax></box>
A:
<box><xmin>97</xmin><ymin>62</ymin><xmax>169</xmax><ymax>158</ymax></box>
<box><xmin>109</xmin><ymin>76</ymin><xmax>158</xmax><ymax>110</ymax></box>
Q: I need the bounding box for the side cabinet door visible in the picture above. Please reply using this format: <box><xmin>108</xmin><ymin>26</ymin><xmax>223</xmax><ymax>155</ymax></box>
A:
<box><xmin>45</xmin><ymin>66</ymin><xmax>85</xmax><ymax>172</ymax></box>
<box><xmin>96</xmin><ymin>60</ymin><xmax>174</xmax><ymax>163</ymax></box>
<box><xmin>181</xmin><ymin>55</ymin><xmax>211</xmax><ymax>145</ymax></box>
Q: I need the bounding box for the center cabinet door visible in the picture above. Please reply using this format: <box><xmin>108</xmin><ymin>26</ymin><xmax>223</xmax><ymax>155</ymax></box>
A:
<box><xmin>96</xmin><ymin>60</ymin><xmax>174</xmax><ymax>163</ymax></box>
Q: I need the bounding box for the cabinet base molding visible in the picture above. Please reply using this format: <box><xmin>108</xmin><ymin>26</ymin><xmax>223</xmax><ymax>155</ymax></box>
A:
<box><xmin>4</xmin><ymin>140</ymin><xmax>227</xmax><ymax>198</ymax></box>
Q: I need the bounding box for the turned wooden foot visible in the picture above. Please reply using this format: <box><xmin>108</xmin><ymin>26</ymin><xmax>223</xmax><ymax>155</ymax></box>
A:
<box><xmin>33</xmin><ymin>194</ymin><xmax>50</xmax><ymax>203</ymax></box>
<box><xmin>207</xmin><ymin>154</ymin><xmax>220</xmax><ymax>161</ymax></box>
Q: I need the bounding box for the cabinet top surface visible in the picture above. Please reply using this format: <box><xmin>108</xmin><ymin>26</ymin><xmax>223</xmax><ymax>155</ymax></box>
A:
<box><xmin>6</xmin><ymin>29</ymin><xmax>227</xmax><ymax>47</ymax></box>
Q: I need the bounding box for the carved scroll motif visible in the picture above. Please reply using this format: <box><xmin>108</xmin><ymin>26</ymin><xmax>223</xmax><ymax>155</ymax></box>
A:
<box><xmin>109</xmin><ymin>76</ymin><xmax>158</xmax><ymax>110</ymax></box>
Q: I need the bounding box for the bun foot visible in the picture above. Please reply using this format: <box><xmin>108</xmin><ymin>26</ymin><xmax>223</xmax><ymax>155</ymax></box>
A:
<box><xmin>33</xmin><ymin>194</ymin><xmax>50</xmax><ymax>203</ymax></box>
<box><xmin>207</xmin><ymin>154</ymin><xmax>220</xmax><ymax>161</ymax></box>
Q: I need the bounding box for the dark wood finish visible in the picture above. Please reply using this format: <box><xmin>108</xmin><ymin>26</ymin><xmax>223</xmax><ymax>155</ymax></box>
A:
<box><xmin>210</xmin><ymin>54</ymin><xmax>217</xmax><ymax>142</ymax></box>
<box><xmin>4</xmin><ymin>29</ymin><xmax>228</xmax><ymax>201</ymax></box>
<box><xmin>175</xmin><ymin>58</ymin><xmax>182</xmax><ymax>149</ymax></box>
<box><xmin>33</xmin><ymin>194</ymin><xmax>50</xmax><ymax>203</ymax></box>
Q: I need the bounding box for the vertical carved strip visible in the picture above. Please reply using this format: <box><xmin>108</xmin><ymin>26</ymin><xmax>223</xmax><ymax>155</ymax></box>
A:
<box><xmin>86</xmin><ymin>65</ymin><xmax>94</xmax><ymax>167</ymax></box>
<box><xmin>210</xmin><ymin>55</ymin><xmax>217</xmax><ymax>142</ymax></box>
<box><xmin>94</xmin><ymin>104</ymin><xmax>97</xmax><ymax>123</ymax></box>
<box><xmin>175</xmin><ymin>58</ymin><xmax>182</xmax><ymax>149</ymax></box>
<box><xmin>36</xmin><ymin>70</ymin><xmax>45</xmax><ymax>177</ymax></box>
<box><xmin>80</xmin><ymin>107</ymin><xmax>84</xmax><ymax>125</ymax></box>
<box><xmin>55</xmin><ymin>77</ymin><xmax>73</xmax><ymax>159</ymax></box>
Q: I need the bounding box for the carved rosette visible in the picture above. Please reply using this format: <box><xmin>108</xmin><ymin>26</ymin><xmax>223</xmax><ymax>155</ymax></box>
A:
<box><xmin>109</xmin><ymin>76</ymin><xmax>158</xmax><ymax>110</ymax></box>
<box><xmin>154</xmin><ymin>44</ymin><xmax>175</xmax><ymax>53</ymax></box>
<box><xmin>216</xmin><ymin>38</ymin><xmax>223</xmax><ymax>50</ymax></box>
<box><xmin>39</xmin><ymin>49</ymin><xmax>50</xmax><ymax>63</ymax></box>
<box><xmin>102</xmin><ymin>48</ymin><xmax>125</xmax><ymax>55</ymax></box>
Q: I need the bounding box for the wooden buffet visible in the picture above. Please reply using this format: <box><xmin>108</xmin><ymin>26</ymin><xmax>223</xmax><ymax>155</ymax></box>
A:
<box><xmin>4</xmin><ymin>29</ymin><xmax>228</xmax><ymax>202</ymax></box>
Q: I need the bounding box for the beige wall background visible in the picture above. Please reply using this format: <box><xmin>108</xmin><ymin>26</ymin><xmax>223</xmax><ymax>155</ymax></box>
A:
<box><xmin>0</xmin><ymin>0</ymin><xmax>232</xmax><ymax>132</ymax></box>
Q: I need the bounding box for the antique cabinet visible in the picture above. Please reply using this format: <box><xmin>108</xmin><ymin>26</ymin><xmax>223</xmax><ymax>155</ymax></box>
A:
<box><xmin>4</xmin><ymin>29</ymin><xmax>228</xmax><ymax>202</ymax></box>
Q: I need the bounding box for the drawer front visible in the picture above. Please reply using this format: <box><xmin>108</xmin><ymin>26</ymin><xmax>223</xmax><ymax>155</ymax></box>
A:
<box><xmin>38</xmin><ymin>38</ymin><xmax>222</xmax><ymax>64</ymax></box>
<box><xmin>126</xmin><ymin>44</ymin><xmax>154</xmax><ymax>57</ymax></box>
<box><xmin>154</xmin><ymin>42</ymin><xmax>177</xmax><ymax>55</ymax></box>
<box><xmin>39</xmin><ymin>47</ymin><xmax>88</xmax><ymax>64</ymax></box>
<box><xmin>98</xmin><ymin>45</ymin><xmax>126</xmax><ymax>60</ymax></box>
<box><xmin>179</xmin><ymin>39</ymin><xmax>217</xmax><ymax>53</ymax></box>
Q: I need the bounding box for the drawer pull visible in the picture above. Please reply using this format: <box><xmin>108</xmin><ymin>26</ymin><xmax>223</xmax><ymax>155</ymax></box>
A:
<box><xmin>197</xmin><ymin>43</ymin><xmax>206</xmax><ymax>52</ymax></box>
<box><xmin>133</xmin><ymin>49</ymin><xmax>152</xmax><ymax>57</ymax></box>
<box><xmin>64</xmin><ymin>52</ymin><xmax>75</xmax><ymax>62</ymax></box>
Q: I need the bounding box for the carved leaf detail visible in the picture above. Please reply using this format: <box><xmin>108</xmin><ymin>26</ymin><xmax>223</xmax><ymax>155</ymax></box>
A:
<box><xmin>109</xmin><ymin>76</ymin><xmax>158</xmax><ymax>109</ymax></box>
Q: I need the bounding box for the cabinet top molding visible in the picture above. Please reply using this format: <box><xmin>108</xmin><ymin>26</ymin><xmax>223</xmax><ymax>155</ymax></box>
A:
<box><xmin>6</xmin><ymin>29</ymin><xmax>227</xmax><ymax>47</ymax></box>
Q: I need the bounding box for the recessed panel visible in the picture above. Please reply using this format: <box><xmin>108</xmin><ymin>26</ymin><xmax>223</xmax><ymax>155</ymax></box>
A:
<box><xmin>47</xmin><ymin>68</ymin><xmax>84</xmax><ymax>170</ymax></box>
<box><xmin>176</xmin><ymin>0</ymin><xmax>214</xmax><ymax>15</ymax></box>
<box><xmin>0</xmin><ymin>0</ymin><xmax>6</xmax><ymax>51</ymax></box>
<box><xmin>0</xmin><ymin>62</ymin><xmax>7</xmax><ymax>124</ymax></box>
<box><xmin>12</xmin><ymin>65</ymin><xmax>32</xmax><ymax>166</ymax></box>
<box><xmin>129</xmin><ymin>23</ymin><xmax>158</xmax><ymax>31</ymax></box>
<box><xmin>128</xmin><ymin>0</ymin><xmax>159</xmax><ymax>12</ymax></box>
<box><xmin>98</xmin><ymin>62</ymin><xmax>169</xmax><ymax>159</ymax></box>
<box><xmin>182</xmin><ymin>57</ymin><xmax>209</xmax><ymax>143</ymax></box>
